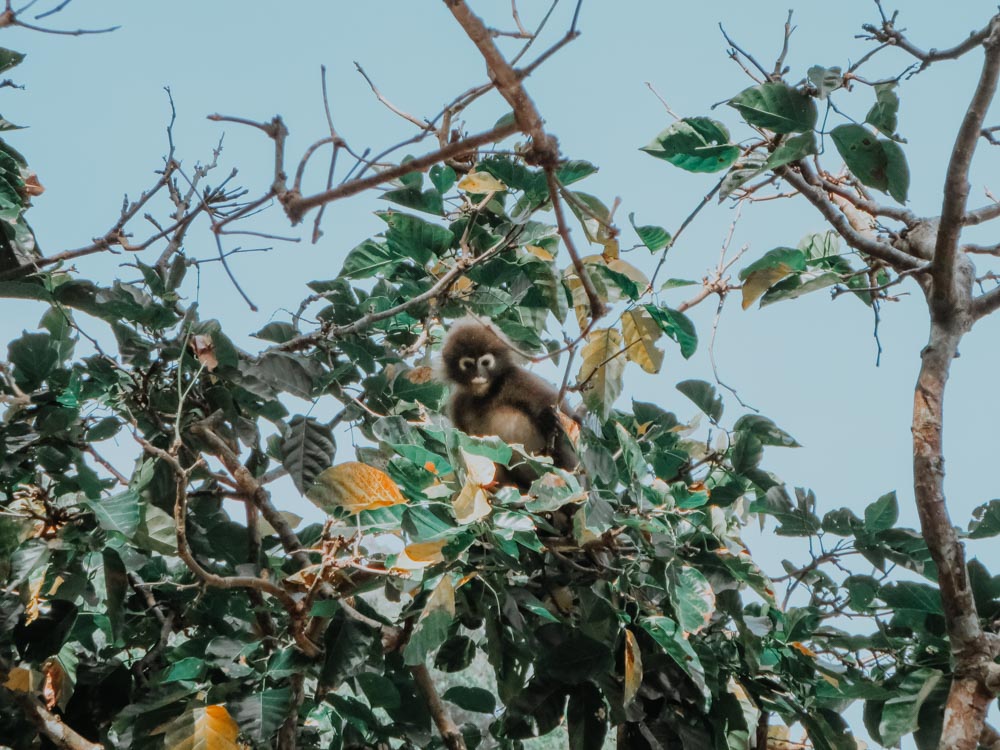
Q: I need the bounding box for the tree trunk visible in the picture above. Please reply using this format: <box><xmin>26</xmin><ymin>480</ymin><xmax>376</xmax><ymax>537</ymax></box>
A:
<box><xmin>910</xmin><ymin>316</ymin><xmax>992</xmax><ymax>750</ymax></box>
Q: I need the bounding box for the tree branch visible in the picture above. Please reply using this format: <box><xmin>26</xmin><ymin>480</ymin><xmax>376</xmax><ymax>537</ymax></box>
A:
<box><xmin>778</xmin><ymin>163</ymin><xmax>923</xmax><ymax>270</ymax></box>
<box><xmin>931</xmin><ymin>16</ymin><xmax>1000</xmax><ymax>313</ymax></box>
<box><xmin>412</xmin><ymin>663</ymin><xmax>467</xmax><ymax>750</ymax></box>
<box><xmin>5</xmin><ymin>689</ymin><xmax>102</xmax><ymax>750</ymax></box>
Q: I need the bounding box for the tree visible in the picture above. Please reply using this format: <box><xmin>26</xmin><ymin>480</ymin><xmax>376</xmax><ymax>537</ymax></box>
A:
<box><xmin>0</xmin><ymin>2</ymin><xmax>999</xmax><ymax>750</ymax></box>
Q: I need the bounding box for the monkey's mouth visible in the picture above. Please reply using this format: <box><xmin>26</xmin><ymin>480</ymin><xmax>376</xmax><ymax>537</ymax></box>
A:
<box><xmin>470</xmin><ymin>376</ymin><xmax>489</xmax><ymax>395</ymax></box>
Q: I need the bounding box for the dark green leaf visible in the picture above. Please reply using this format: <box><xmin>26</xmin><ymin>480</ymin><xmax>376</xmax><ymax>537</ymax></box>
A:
<box><xmin>429</xmin><ymin>164</ymin><xmax>456</xmax><ymax>194</ymax></box>
<box><xmin>231</xmin><ymin>687</ymin><xmax>292</xmax><ymax>740</ymax></box>
<box><xmin>442</xmin><ymin>686</ymin><xmax>496</xmax><ymax>713</ymax></box>
<box><xmin>728</xmin><ymin>82</ymin><xmax>818</xmax><ymax>133</ymax></box>
<box><xmin>628</xmin><ymin>212</ymin><xmax>671</xmax><ymax>253</ymax></box>
<box><xmin>765</xmin><ymin>131</ymin><xmax>818</xmax><ymax>170</ymax></box>
<box><xmin>676</xmin><ymin>379</ymin><xmax>723</xmax><ymax>422</ymax></box>
<box><xmin>865</xmin><ymin>83</ymin><xmax>900</xmax><ymax>138</ymax></box>
<box><xmin>882</xmin><ymin>139</ymin><xmax>909</xmax><ymax>203</ymax></box>
<box><xmin>732</xmin><ymin>415</ymin><xmax>800</xmax><ymax>447</ymax></box>
<box><xmin>356</xmin><ymin>673</ymin><xmax>401</xmax><ymax>710</ymax></box>
<box><xmin>968</xmin><ymin>499</ymin><xmax>1000</xmax><ymax>538</ymax></box>
<box><xmin>878</xmin><ymin>669</ymin><xmax>944</xmax><ymax>747</ymax></box>
<box><xmin>830</xmin><ymin>124</ymin><xmax>888</xmax><ymax>192</ymax></box>
<box><xmin>644</xmin><ymin>304</ymin><xmax>697</xmax><ymax>358</ymax></box>
<box><xmin>641</xmin><ymin>117</ymin><xmax>740</xmax><ymax>173</ymax></box>
<box><xmin>281</xmin><ymin>416</ymin><xmax>336</xmax><ymax>495</ymax></box>
<box><xmin>7</xmin><ymin>331</ymin><xmax>57</xmax><ymax>390</ymax></box>
<box><xmin>566</xmin><ymin>682</ymin><xmax>607</xmax><ymax>750</ymax></box>
<box><xmin>0</xmin><ymin>48</ymin><xmax>25</xmax><ymax>74</ymax></box>
<box><xmin>556</xmin><ymin>159</ymin><xmax>598</xmax><ymax>185</ymax></box>
<box><xmin>380</xmin><ymin>186</ymin><xmax>444</xmax><ymax>216</ymax></box>
<box><xmin>879</xmin><ymin>581</ymin><xmax>942</xmax><ymax>613</ymax></box>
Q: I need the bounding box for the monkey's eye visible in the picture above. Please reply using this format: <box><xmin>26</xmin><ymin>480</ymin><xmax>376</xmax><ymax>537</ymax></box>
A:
<box><xmin>458</xmin><ymin>357</ymin><xmax>475</xmax><ymax>371</ymax></box>
<box><xmin>478</xmin><ymin>353</ymin><xmax>495</xmax><ymax>369</ymax></box>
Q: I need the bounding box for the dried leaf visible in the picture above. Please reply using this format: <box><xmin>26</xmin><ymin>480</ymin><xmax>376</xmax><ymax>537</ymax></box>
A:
<box><xmin>621</xmin><ymin>308</ymin><xmax>664</xmax><ymax>374</ymax></box>
<box><xmin>3</xmin><ymin>666</ymin><xmax>35</xmax><ymax>693</ymax></box>
<box><xmin>453</xmin><ymin>482</ymin><xmax>491</xmax><ymax>525</ymax></box>
<box><xmin>421</xmin><ymin>575</ymin><xmax>456</xmax><ymax>619</ymax></box>
<box><xmin>623</xmin><ymin>630</ymin><xmax>643</xmax><ymax>707</ymax></box>
<box><xmin>461</xmin><ymin>448</ymin><xmax>497</xmax><ymax>488</ymax></box>
<box><xmin>394</xmin><ymin>540</ymin><xmax>447</xmax><ymax>571</ymax></box>
<box><xmin>405</xmin><ymin>366</ymin><xmax>434</xmax><ymax>384</ymax></box>
<box><xmin>161</xmin><ymin>704</ymin><xmax>241</xmax><ymax>750</ymax></box>
<box><xmin>189</xmin><ymin>334</ymin><xmax>218</xmax><ymax>371</ymax></box>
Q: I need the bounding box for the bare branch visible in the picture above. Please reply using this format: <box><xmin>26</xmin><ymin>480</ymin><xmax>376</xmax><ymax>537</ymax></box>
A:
<box><xmin>861</xmin><ymin>11</ymin><xmax>995</xmax><ymax>72</ymax></box>
<box><xmin>932</xmin><ymin>16</ymin><xmax>1000</xmax><ymax>312</ymax></box>
<box><xmin>412</xmin><ymin>663</ymin><xmax>468</xmax><ymax>750</ymax></box>
<box><xmin>4</xmin><ymin>689</ymin><xmax>102</xmax><ymax>750</ymax></box>
<box><xmin>778</xmin><ymin>163</ymin><xmax>924</xmax><ymax>271</ymax></box>
<box><xmin>546</xmin><ymin>169</ymin><xmax>607</xmax><ymax>320</ymax></box>
<box><xmin>285</xmin><ymin>119</ymin><xmax>518</xmax><ymax>221</ymax></box>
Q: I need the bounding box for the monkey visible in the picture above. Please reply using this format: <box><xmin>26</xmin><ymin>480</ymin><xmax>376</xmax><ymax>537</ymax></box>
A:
<box><xmin>439</xmin><ymin>316</ymin><xmax>579</xmax><ymax>489</ymax></box>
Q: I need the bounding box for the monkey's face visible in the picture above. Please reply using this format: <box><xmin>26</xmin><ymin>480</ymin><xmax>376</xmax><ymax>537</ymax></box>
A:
<box><xmin>457</xmin><ymin>351</ymin><xmax>500</xmax><ymax>396</ymax></box>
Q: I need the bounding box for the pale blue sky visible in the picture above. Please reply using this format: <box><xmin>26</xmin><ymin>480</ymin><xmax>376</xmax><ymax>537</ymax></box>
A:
<box><xmin>2</xmin><ymin>2</ymin><xmax>999</xmax><ymax>744</ymax></box>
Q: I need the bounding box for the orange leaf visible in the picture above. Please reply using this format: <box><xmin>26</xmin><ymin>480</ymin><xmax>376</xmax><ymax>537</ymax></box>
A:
<box><xmin>307</xmin><ymin>462</ymin><xmax>406</xmax><ymax>515</ymax></box>
<box><xmin>623</xmin><ymin>630</ymin><xmax>643</xmax><ymax>707</ymax></box>
<box><xmin>189</xmin><ymin>334</ymin><xmax>218</xmax><ymax>371</ymax></box>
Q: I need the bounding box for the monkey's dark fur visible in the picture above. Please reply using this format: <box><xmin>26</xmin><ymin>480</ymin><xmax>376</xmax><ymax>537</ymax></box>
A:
<box><xmin>440</xmin><ymin>317</ymin><xmax>578</xmax><ymax>488</ymax></box>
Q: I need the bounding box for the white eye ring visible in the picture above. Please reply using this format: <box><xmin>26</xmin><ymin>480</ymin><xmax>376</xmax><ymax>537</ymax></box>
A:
<box><xmin>478</xmin><ymin>353</ymin><xmax>495</xmax><ymax>369</ymax></box>
<box><xmin>459</xmin><ymin>357</ymin><xmax>475</xmax><ymax>371</ymax></box>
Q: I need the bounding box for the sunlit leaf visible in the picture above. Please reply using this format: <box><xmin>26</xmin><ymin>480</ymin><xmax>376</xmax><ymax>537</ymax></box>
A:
<box><xmin>578</xmin><ymin>328</ymin><xmax>626</xmax><ymax>421</ymax></box>
<box><xmin>161</xmin><ymin>704</ymin><xmax>240</xmax><ymax>750</ymax></box>
<box><xmin>457</xmin><ymin>170</ymin><xmax>507</xmax><ymax>193</ymax></box>
<box><xmin>308</xmin><ymin>462</ymin><xmax>406</xmax><ymax>515</ymax></box>
<box><xmin>621</xmin><ymin>307</ymin><xmax>664</xmax><ymax>374</ymax></box>
<box><xmin>641</xmin><ymin>117</ymin><xmax>740</xmax><ymax>173</ymax></box>
<box><xmin>623</xmin><ymin>630</ymin><xmax>643</xmax><ymax>707</ymax></box>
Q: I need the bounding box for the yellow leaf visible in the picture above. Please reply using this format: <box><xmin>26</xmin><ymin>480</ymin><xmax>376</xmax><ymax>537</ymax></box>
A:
<box><xmin>525</xmin><ymin>244</ymin><xmax>554</xmax><ymax>261</ymax></box>
<box><xmin>621</xmin><ymin>308</ymin><xmax>664</xmax><ymax>374</ymax></box>
<box><xmin>453</xmin><ymin>482</ymin><xmax>491</xmax><ymax>525</ymax></box>
<box><xmin>3</xmin><ymin>666</ymin><xmax>36</xmax><ymax>693</ymax></box>
<box><xmin>741</xmin><ymin>264</ymin><xmax>793</xmax><ymax>310</ymax></box>
<box><xmin>393</xmin><ymin>540</ymin><xmax>447</xmax><ymax>571</ymax></box>
<box><xmin>161</xmin><ymin>704</ymin><xmax>240</xmax><ymax>750</ymax></box>
<box><xmin>460</xmin><ymin>449</ymin><xmax>496</xmax><ymax>488</ymax></box>
<box><xmin>623</xmin><ymin>630</ymin><xmax>643</xmax><ymax>707</ymax></box>
<box><xmin>457</xmin><ymin>170</ymin><xmax>507</xmax><ymax>193</ymax></box>
<box><xmin>577</xmin><ymin>328</ymin><xmax>626</xmax><ymax>421</ymax></box>
<box><xmin>307</xmin><ymin>462</ymin><xmax>406</xmax><ymax>516</ymax></box>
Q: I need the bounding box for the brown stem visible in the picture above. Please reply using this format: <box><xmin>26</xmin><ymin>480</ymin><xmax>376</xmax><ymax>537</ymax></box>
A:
<box><xmin>6</xmin><ymin>690</ymin><xmax>102</xmax><ymax>750</ymax></box>
<box><xmin>412</xmin><ymin>663</ymin><xmax>467</xmax><ymax>750</ymax></box>
<box><xmin>276</xmin><ymin>672</ymin><xmax>305</xmax><ymax>750</ymax></box>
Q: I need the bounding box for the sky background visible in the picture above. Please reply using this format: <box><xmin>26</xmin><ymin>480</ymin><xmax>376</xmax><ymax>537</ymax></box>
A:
<box><xmin>2</xmin><ymin>1</ymin><xmax>999</xmax><ymax>745</ymax></box>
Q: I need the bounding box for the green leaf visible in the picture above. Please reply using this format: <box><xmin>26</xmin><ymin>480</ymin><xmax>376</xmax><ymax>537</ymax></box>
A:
<box><xmin>865</xmin><ymin>83</ymin><xmax>900</xmax><ymax>139</ymax></box>
<box><xmin>879</xmin><ymin>581</ymin><xmax>942</xmax><ymax>613</ymax></box>
<box><xmin>566</xmin><ymin>682</ymin><xmax>608</xmax><ymax>750</ymax></box>
<box><xmin>321</xmin><ymin>606</ymin><xmax>378</xmax><ymax>686</ymax></box>
<box><xmin>764</xmin><ymin>131</ymin><xmax>818</xmax><ymax>170</ymax></box>
<box><xmin>968</xmin><ymin>499</ymin><xmax>1000</xmax><ymax>538</ymax></box>
<box><xmin>231</xmin><ymin>687</ymin><xmax>292</xmax><ymax>740</ymax></box>
<box><xmin>739</xmin><ymin>247</ymin><xmax>807</xmax><ymax>309</ymax></box>
<box><xmin>730</xmin><ymin>431</ymin><xmax>763</xmax><ymax>474</ymax></box>
<box><xmin>442</xmin><ymin>686</ymin><xmax>496</xmax><ymax>714</ymax></box>
<box><xmin>162</xmin><ymin>657</ymin><xmax>205</xmax><ymax>683</ymax></box>
<box><xmin>628</xmin><ymin>212</ymin><xmax>671</xmax><ymax>253</ymax></box>
<box><xmin>380</xmin><ymin>210</ymin><xmax>454</xmax><ymax>263</ymax></box>
<box><xmin>429</xmin><ymin>164</ymin><xmax>456</xmax><ymax>194</ymax></box>
<box><xmin>808</xmin><ymin>65</ymin><xmax>843</xmax><ymax>99</ymax></box>
<box><xmin>882</xmin><ymin>139</ymin><xmax>910</xmax><ymax>203</ymax></box>
<box><xmin>878</xmin><ymin>669</ymin><xmax>944</xmax><ymax>747</ymax></box>
<box><xmin>759</xmin><ymin>269</ymin><xmax>841</xmax><ymax>307</ymax></box>
<box><xmin>280</xmin><ymin>416</ymin><xmax>336</xmax><ymax>495</ymax></box>
<box><xmin>403</xmin><ymin>608</ymin><xmax>453</xmax><ymax>666</ymax></box>
<box><xmin>639</xmin><ymin>616</ymin><xmax>708</xmax><ymax>699</ymax></box>
<box><xmin>728</xmin><ymin>82</ymin><xmax>818</xmax><ymax>133</ymax></box>
<box><xmin>641</xmin><ymin>117</ymin><xmax>740</xmax><ymax>173</ymax></box>
<box><xmin>676</xmin><ymin>379</ymin><xmax>723</xmax><ymax>422</ymax></box>
<box><xmin>830</xmin><ymin>124</ymin><xmax>888</xmax><ymax>192</ymax></box>
<box><xmin>253</xmin><ymin>321</ymin><xmax>298</xmax><ymax>344</ymax></box>
<box><xmin>556</xmin><ymin>159</ymin><xmax>598</xmax><ymax>185</ymax></box>
<box><xmin>339</xmin><ymin>239</ymin><xmax>400</xmax><ymax>279</ymax></box>
<box><xmin>644</xmin><ymin>304</ymin><xmax>697</xmax><ymax>359</ymax></box>
<box><xmin>864</xmin><ymin>491</ymin><xmax>898</xmax><ymax>533</ymax></box>
<box><xmin>0</xmin><ymin>48</ymin><xmax>25</xmax><ymax>74</ymax></box>
<box><xmin>669</xmin><ymin>565</ymin><xmax>715</xmax><ymax>635</ymax></box>
<box><xmin>732</xmin><ymin>415</ymin><xmax>800</xmax><ymax>447</ymax></box>
<box><xmin>87</xmin><ymin>489</ymin><xmax>141</xmax><ymax>538</ymax></box>
<box><xmin>7</xmin><ymin>331</ymin><xmax>58</xmax><ymax>390</ymax></box>
<box><xmin>356</xmin><ymin>673</ymin><xmax>401</xmax><ymax>710</ymax></box>
<box><xmin>135</xmin><ymin>503</ymin><xmax>177</xmax><ymax>555</ymax></box>
<box><xmin>380</xmin><ymin>186</ymin><xmax>444</xmax><ymax>216</ymax></box>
